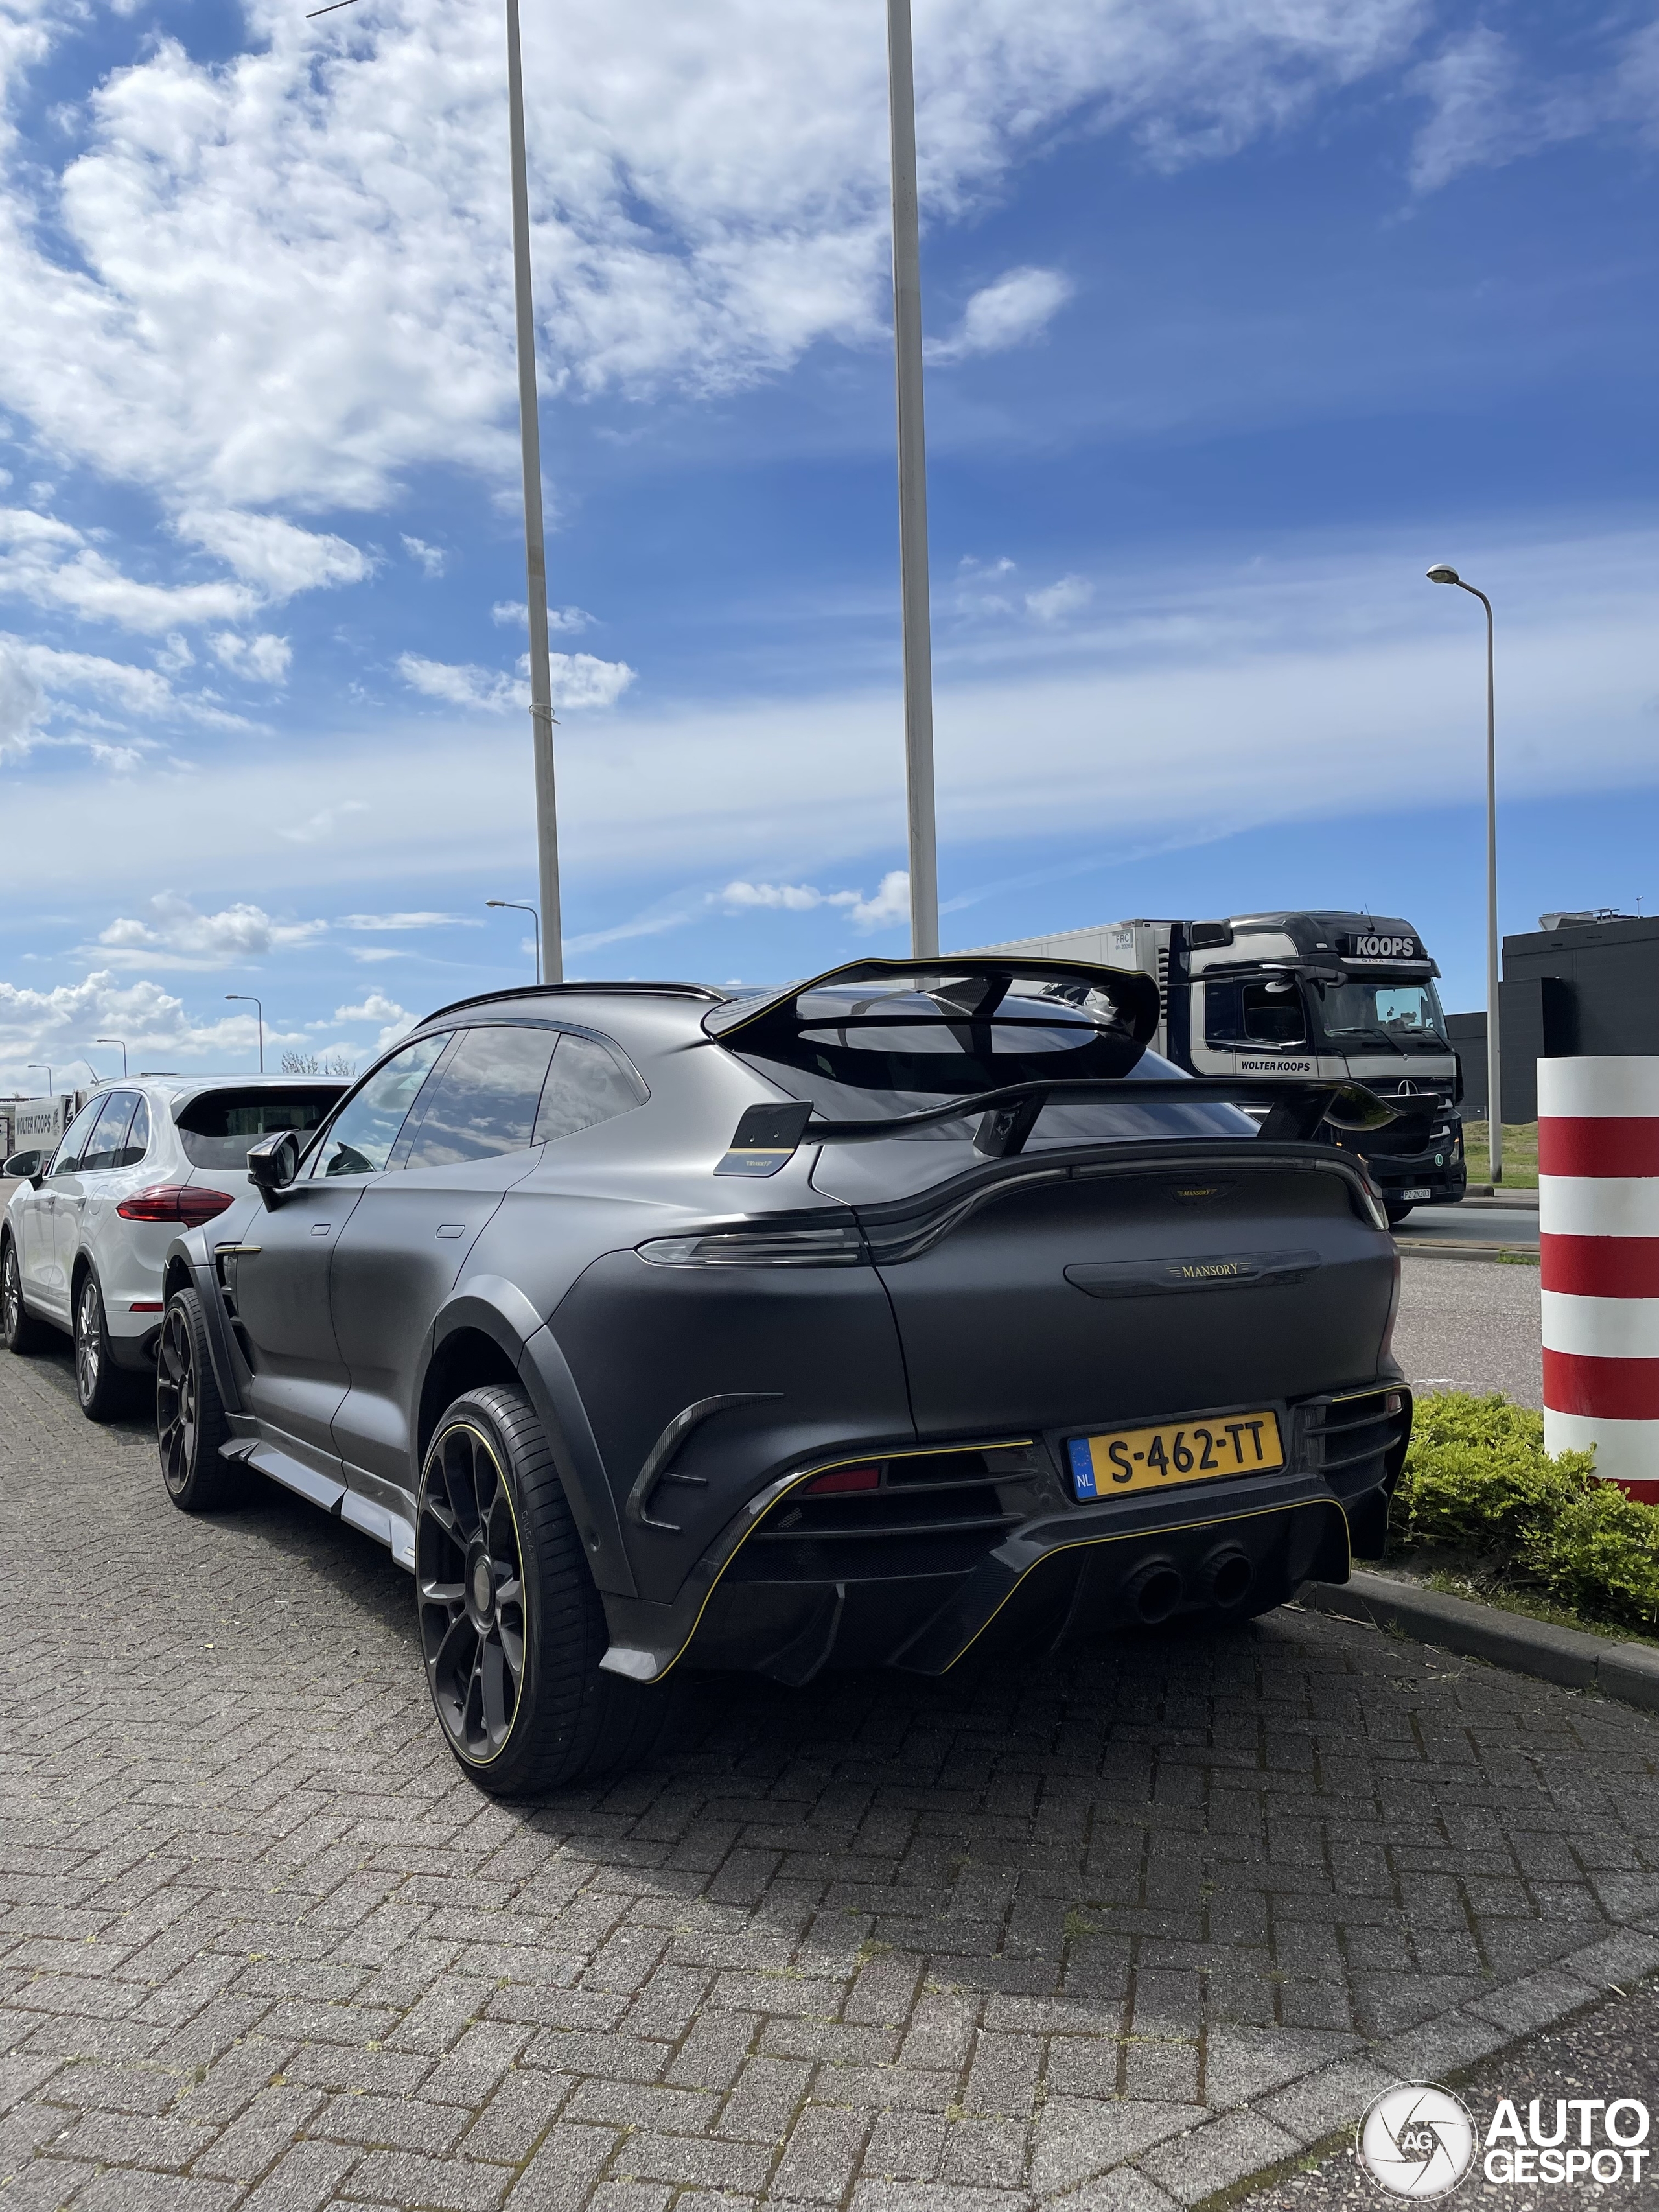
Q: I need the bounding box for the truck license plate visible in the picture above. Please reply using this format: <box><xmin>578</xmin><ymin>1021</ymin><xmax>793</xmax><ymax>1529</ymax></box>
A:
<box><xmin>1068</xmin><ymin>1411</ymin><xmax>1284</xmax><ymax>1500</ymax></box>
<box><xmin>1398</xmin><ymin>1187</ymin><xmax>1432</xmax><ymax>1201</ymax></box>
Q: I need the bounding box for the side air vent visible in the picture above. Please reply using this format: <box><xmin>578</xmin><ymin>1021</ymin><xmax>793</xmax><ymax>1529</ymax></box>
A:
<box><xmin>1298</xmin><ymin>1387</ymin><xmax>1411</xmax><ymax>1492</ymax></box>
<box><xmin>734</xmin><ymin>1446</ymin><xmax>1043</xmax><ymax>1585</ymax></box>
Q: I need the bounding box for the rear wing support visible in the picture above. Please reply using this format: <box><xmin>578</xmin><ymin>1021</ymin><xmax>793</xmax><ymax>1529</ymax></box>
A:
<box><xmin>715</xmin><ymin>1077</ymin><xmax>1396</xmax><ymax>1177</ymax></box>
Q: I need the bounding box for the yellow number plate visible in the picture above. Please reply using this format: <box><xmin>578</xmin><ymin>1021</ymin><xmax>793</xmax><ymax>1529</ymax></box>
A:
<box><xmin>1069</xmin><ymin>1410</ymin><xmax>1284</xmax><ymax>1500</ymax></box>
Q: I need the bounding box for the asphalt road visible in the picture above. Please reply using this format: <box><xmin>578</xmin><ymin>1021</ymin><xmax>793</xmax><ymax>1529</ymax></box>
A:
<box><xmin>1398</xmin><ymin>1200</ymin><xmax>1540</xmax><ymax>1253</ymax></box>
<box><xmin>1391</xmin><ymin>1253</ymin><xmax>1543</xmax><ymax>1410</ymax></box>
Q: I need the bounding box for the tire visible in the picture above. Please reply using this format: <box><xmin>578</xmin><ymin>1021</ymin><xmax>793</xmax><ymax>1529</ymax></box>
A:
<box><xmin>73</xmin><ymin>1269</ymin><xmax>133</xmax><ymax>1423</ymax></box>
<box><xmin>416</xmin><ymin>1384</ymin><xmax>669</xmax><ymax>1797</ymax></box>
<box><xmin>1384</xmin><ymin>1202</ymin><xmax>1414</xmax><ymax>1226</ymax></box>
<box><xmin>1</xmin><ymin>1234</ymin><xmax>49</xmax><ymax>1356</ymax></box>
<box><xmin>157</xmin><ymin>1287</ymin><xmax>241</xmax><ymax>1509</ymax></box>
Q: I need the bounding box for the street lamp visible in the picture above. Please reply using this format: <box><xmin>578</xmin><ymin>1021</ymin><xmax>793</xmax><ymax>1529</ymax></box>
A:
<box><xmin>1427</xmin><ymin>563</ymin><xmax>1502</xmax><ymax>1185</ymax></box>
<box><xmin>27</xmin><ymin>1064</ymin><xmax>51</xmax><ymax>1097</ymax></box>
<box><xmin>225</xmin><ymin>995</ymin><xmax>265</xmax><ymax>1074</ymax></box>
<box><xmin>487</xmin><ymin>900</ymin><xmax>542</xmax><ymax>986</ymax></box>
<box><xmin>306</xmin><ymin>0</ymin><xmax>563</xmax><ymax>981</ymax></box>
<box><xmin>885</xmin><ymin>0</ymin><xmax>938</xmax><ymax>960</ymax></box>
<box><xmin>96</xmin><ymin>1038</ymin><xmax>128</xmax><ymax>1076</ymax></box>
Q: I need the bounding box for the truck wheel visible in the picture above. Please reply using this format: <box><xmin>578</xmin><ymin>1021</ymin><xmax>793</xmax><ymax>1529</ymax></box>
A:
<box><xmin>1</xmin><ymin>1235</ymin><xmax>49</xmax><ymax>1356</ymax></box>
<box><xmin>1384</xmin><ymin>1202</ymin><xmax>1413</xmax><ymax>1226</ymax></box>
<box><xmin>74</xmin><ymin>1271</ymin><xmax>132</xmax><ymax>1423</ymax></box>
<box><xmin>157</xmin><ymin>1288</ymin><xmax>241</xmax><ymax>1509</ymax></box>
<box><xmin>416</xmin><ymin>1385</ymin><xmax>668</xmax><ymax>1797</ymax></box>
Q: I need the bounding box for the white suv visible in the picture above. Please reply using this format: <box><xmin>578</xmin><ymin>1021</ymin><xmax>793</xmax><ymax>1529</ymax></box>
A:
<box><xmin>2</xmin><ymin>1075</ymin><xmax>346</xmax><ymax>1420</ymax></box>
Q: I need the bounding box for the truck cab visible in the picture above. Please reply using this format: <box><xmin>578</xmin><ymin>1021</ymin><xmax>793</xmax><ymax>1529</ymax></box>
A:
<box><xmin>973</xmin><ymin>911</ymin><xmax>1466</xmax><ymax>1223</ymax></box>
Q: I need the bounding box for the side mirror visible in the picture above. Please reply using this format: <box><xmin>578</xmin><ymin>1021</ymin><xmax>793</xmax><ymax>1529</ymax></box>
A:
<box><xmin>3</xmin><ymin>1150</ymin><xmax>44</xmax><ymax>1187</ymax></box>
<box><xmin>247</xmin><ymin>1129</ymin><xmax>301</xmax><ymax>1208</ymax></box>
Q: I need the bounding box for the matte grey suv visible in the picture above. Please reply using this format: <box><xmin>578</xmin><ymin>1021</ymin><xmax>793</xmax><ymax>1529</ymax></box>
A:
<box><xmin>156</xmin><ymin>959</ymin><xmax>1409</xmax><ymax>1795</ymax></box>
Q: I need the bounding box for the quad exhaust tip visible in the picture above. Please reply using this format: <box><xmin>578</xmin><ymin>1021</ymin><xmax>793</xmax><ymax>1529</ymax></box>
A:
<box><xmin>1126</xmin><ymin>1557</ymin><xmax>1185</xmax><ymax>1625</ymax></box>
<box><xmin>1204</xmin><ymin>1546</ymin><xmax>1255</xmax><ymax>1609</ymax></box>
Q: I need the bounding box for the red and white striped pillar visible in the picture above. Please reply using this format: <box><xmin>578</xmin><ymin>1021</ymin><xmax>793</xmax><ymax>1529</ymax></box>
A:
<box><xmin>1540</xmin><ymin>1057</ymin><xmax>1659</xmax><ymax>1502</ymax></box>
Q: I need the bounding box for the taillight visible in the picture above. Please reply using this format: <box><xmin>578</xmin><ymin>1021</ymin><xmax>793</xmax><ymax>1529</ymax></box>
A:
<box><xmin>117</xmin><ymin>1185</ymin><xmax>236</xmax><ymax>1224</ymax></box>
<box><xmin>804</xmin><ymin>1465</ymin><xmax>879</xmax><ymax>1495</ymax></box>
<box><xmin>637</xmin><ymin>1222</ymin><xmax>865</xmax><ymax>1267</ymax></box>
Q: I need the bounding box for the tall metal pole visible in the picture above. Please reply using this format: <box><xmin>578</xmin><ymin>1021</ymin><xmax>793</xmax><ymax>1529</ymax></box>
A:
<box><xmin>885</xmin><ymin>0</ymin><xmax>938</xmax><ymax>960</ymax></box>
<box><xmin>1473</xmin><ymin>585</ymin><xmax>1501</xmax><ymax>1186</ymax></box>
<box><xmin>504</xmin><ymin>0</ymin><xmax>563</xmax><ymax>981</ymax></box>
<box><xmin>1426</xmin><ymin>567</ymin><xmax>1501</xmax><ymax>1185</ymax></box>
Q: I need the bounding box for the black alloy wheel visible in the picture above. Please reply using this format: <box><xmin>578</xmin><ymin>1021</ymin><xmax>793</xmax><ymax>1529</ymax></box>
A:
<box><xmin>73</xmin><ymin>1271</ymin><xmax>129</xmax><ymax>1423</ymax></box>
<box><xmin>156</xmin><ymin>1286</ymin><xmax>238</xmax><ymax>1509</ymax></box>
<box><xmin>416</xmin><ymin>1384</ymin><xmax>667</xmax><ymax>1796</ymax></box>
<box><xmin>1</xmin><ymin>1236</ymin><xmax>47</xmax><ymax>1356</ymax></box>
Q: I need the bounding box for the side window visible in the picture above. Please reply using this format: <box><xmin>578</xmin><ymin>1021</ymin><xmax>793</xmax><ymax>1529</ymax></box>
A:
<box><xmin>1205</xmin><ymin>982</ymin><xmax>1306</xmax><ymax>1048</ymax></box>
<box><xmin>49</xmin><ymin>1100</ymin><xmax>105</xmax><ymax>1177</ymax></box>
<box><xmin>79</xmin><ymin>1091</ymin><xmax>139</xmax><ymax>1173</ymax></box>
<box><xmin>397</xmin><ymin>1027</ymin><xmax>559</xmax><ymax>1170</ymax></box>
<box><xmin>312</xmin><ymin>1034</ymin><xmax>450</xmax><ymax>1179</ymax></box>
<box><xmin>119</xmin><ymin>1097</ymin><xmax>152</xmax><ymax>1167</ymax></box>
<box><xmin>533</xmin><ymin>1032</ymin><xmax>642</xmax><ymax>1145</ymax></box>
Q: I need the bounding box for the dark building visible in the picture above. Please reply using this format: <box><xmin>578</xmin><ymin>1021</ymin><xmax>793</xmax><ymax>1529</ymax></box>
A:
<box><xmin>1452</xmin><ymin>913</ymin><xmax>1659</xmax><ymax>1121</ymax></box>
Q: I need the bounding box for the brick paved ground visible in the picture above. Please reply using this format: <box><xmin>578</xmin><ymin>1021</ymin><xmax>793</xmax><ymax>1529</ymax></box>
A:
<box><xmin>5</xmin><ymin>1337</ymin><xmax>1659</xmax><ymax>2212</ymax></box>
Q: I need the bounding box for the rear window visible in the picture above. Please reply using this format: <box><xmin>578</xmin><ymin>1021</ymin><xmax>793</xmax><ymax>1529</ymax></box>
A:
<box><xmin>176</xmin><ymin>1086</ymin><xmax>347</xmax><ymax>1170</ymax></box>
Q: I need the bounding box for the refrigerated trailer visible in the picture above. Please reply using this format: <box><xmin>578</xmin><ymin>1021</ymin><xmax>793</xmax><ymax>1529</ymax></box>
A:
<box><xmin>972</xmin><ymin>911</ymin><xmax>1465</xmax><ymax>1222</ymax></box>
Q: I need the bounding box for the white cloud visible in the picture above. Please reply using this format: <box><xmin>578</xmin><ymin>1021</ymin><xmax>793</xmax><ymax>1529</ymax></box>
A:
<box><xmin>277</xmin><ymin>799</ymin><xmax>371</xmax><ymax>844</ymax></box>
<box><xmin>0</xmin><ymin>507</ymin><xmax>258</xmax><ymax>634</ymax></box>
<box><xmin>331</xmin><ymin>992</ymin><xmax>415</xmax><ymax>1051</ymax></box>
<box><xmin>338</xmin><ymin>910</ymin><xmax>477</xmax><ymax>930</ymax></box>
<box><xmin>927</xmin><ymin>267</ymin><xmax>1073</xmax><ymax>366</ymax></box>
<box><xmin>0</xmin><ymin>0</ymin><xmax>1429</xmax><ymax>527</ymax></box>
<box><xmin>93</xmin><ymin>892</ymin><xmax>329</xmax><ymax>968</ymax></box>
<box><xmin>491</xmin><ymin>600</ymin><xmax>594</xmax><ymax>634</ymax></box>
<box><xmin>0</xmin><ymin>971</ymin><xmax>283</xmax><ymax>1092</ymax></box>
<box><xmin>402</xmin><ymin>533</ymin><xmax>445</xmax><ymax>577</ymax></box>
<box><xmin>8</xmin><ymin>528</ymin><xmax>1653</xmax><ymax>938</ymax></box>
<box><xmin>209</xmin><ymin>631</ymin><xmax>292</xmax><ymax>683</ymax></box>
<box><xmin>1407</xmin><ymin>21</ymin><xmax>1658</xmax><ymax>193</ymax></box>
<box><xmin>174</xmin><ymin>510</ymin><xmax>371</xmax><ymax>597</ymax></box>
<box><xmin>1026</xmin><ymin>574</ymin><xmax>1094</xmax><ymax>623</ymax></box>
<box><xmin>717</xmin><ymin>870</ymin><xmax>908</xmax><ymax>931</ymax></box>
<box><xmin>399</xmin><ymin>649</ymin><xmax>634</xmax><ymax>712</ymax></box>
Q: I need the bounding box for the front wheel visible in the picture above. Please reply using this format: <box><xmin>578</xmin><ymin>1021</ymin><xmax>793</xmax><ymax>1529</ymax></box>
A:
<box><xmin>157</xmin><ymin>1288</ymin><xmax>240</xmax><ymax>1509</ymax></box>
<box><xmin>74</xmin><ymin>1271</ymin><xmax>132</xmax><ymax>1423</ymax></box>
<box><xmin>416</xmin><ymin>1385</ymin><xmax>667</xmax><ymax>1796</ymax></box>
<box><xmin>1</xmin><ymin>1235</ymin><xmax>49</xmax><ymax>1356</ymax></box>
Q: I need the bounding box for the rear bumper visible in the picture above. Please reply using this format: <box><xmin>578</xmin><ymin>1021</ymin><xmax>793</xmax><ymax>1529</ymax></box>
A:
<box><xmin>598</xmin><ymin>1384</ymin><xmax>1410</xmax><ymax>1684</ymax></box>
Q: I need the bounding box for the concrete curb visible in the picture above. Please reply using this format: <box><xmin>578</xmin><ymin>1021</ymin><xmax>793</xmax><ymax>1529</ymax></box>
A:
<box><xmin>1395</xmin><ymin>1237</ymin><xmax>1538</xmax><ymax>1263</ymax></box>
<box><xmin>1302</xmin><ymin>1567</ymin><xmax>1659</xmax><ymax>1710</ymax></box>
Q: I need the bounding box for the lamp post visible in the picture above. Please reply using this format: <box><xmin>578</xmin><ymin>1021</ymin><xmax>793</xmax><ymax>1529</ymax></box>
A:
<box><xmin>885</xmin><ymin>0</ymin><xmax>938</xmax><ymax>960</ymax></box>
<box><xmin>27</xmin><ymin>1064</ymin><xmax>51</xmax><ymax>1098</ymax></box>
<box><xmin>1427</xmin><ymin>563</ymin><xmax>1502</xmax><ymax>1184</ymax></box>
<box><xmin>487</xmin><ymin>899</ymin><xmax>542</xmax><ymax>985</ymax></box>
<box><xmin>96</xmin><ymin>1038</ymin><xmax>128</xmax><ymax>1077</ymax></box>
<box><xmin>225</xmin><ymin>995</ymin><xmax>265</xmax><ymax>1074</ymax></box>
<box><xmin>307</xmin><ymin>0</ymin><xmax>563</xmax><ymax>981</ymax></box>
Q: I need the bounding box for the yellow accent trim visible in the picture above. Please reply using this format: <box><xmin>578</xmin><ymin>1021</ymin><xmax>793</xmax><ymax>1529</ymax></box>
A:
<box><xmin>419</xmin><ymin>1416</ymin><xmax>527</xmax><ymax>1770</ymax></box>
<box><xmin>648</xmin><ymin>1437</ymin><xmax>1036</xmax><ymax>1684</ymax></box>
<box><xmin>938</xmin><ymin>1493</ymin><xmax>1352</xmax><ymax>1672</ymax></box>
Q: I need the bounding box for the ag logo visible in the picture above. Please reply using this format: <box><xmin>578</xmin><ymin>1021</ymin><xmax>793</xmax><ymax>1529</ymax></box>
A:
<box><xmin>1358</xmin><ymin>2084</ymin><xmax>1476</xmax><ymax>2197</ymax></box>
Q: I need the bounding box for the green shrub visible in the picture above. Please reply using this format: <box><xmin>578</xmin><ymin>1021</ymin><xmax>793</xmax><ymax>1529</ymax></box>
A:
<box><xmin>1391</xmin><ymin>1391</ymin><xmax>1659</xmax><ymax>1635</ymax></box>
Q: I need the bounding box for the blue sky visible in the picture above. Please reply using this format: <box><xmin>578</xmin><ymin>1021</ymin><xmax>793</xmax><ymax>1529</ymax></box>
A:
<box><xmin>1</xmin><ymin>0</ymin><xmax>1654</xmax><ymax>1087</ymax></box>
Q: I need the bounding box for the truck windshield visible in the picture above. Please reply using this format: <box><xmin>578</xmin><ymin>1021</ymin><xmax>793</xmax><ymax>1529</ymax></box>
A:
<box><xmin>1316</xmin><ymin>981</ymin><xmax>1448</xmax><ymax>1044</ymax></box>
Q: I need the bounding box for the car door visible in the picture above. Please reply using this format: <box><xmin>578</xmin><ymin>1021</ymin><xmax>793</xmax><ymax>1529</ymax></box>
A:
<box><xmin>29</xmin><ymin>1099</ymin><xmax>104</xmax><ymax>1320</ymax></box>
<box><xmin>230</xmin><ymin>1034</ymin><xmax>448</xmax><ymax>1473</ymax></box>
<box><xmin>67</xmin><ymin>1090</ymin><xmax>140</xmax><ymax>1303</ymax></box>
<box><xmin>328</xmin><ymin>1023</ymin><xmax>563</xmax><ymax>1503</ymax></box>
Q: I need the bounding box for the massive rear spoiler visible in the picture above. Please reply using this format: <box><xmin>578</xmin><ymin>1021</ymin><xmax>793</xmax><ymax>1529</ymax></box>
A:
<box><xmin>715</xmin><ymin>1075</ymin><xmax>1397</xmax><ymax>1177</ymax></box>
<box><xmin>702</xmin><ymin>955</ymin><xmax>1162</xmax><ymax>1052</ymax></box>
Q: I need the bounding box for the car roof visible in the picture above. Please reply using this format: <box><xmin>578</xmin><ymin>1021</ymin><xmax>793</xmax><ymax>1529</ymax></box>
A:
<box><xmin>135</xmin><ymin>1073</ymin><xmax>350</xmax><ymax>1106</ymax></box>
